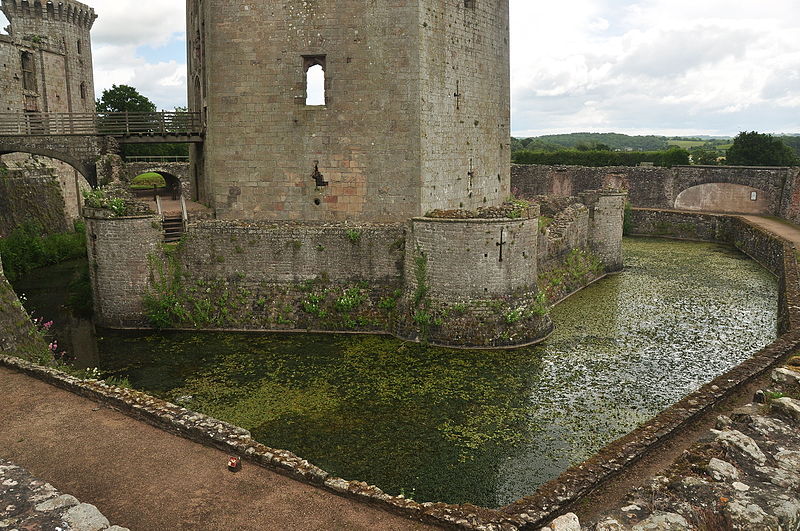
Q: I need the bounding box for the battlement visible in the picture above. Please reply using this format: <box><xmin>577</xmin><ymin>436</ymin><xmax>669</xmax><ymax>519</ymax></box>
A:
<box><xmin>1</xmin><ymin>0</ymin><xmax>97</xmax><ymax>30</ymax></box>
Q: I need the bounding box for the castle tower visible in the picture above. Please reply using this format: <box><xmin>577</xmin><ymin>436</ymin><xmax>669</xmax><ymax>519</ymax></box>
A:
<box><xmin>0</xmin><ymin>0</ymin><xmax>97</xmax><ymax>115</ymax></box>
<box><xmin>187</xmin><ymin>0</ymin><xmax>511</xmax><ymax>222</ymax></box>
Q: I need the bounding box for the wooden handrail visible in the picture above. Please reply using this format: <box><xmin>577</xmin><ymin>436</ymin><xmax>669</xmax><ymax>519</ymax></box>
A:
<box><xmin>0</xmin><ymin>111</ymin><xmax>202</xmax><ymax>137</ymax></box>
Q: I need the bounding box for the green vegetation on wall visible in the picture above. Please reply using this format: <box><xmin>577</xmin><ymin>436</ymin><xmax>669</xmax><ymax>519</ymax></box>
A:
<box><xmin>143</xmin><ymin>243</ymin><xmax>400</xmax><ymax>331</ymax></box>
<box><xmin>538</xmin><ymin>248</ymin><xmax>605</xmax><ymax>302</ymax></box>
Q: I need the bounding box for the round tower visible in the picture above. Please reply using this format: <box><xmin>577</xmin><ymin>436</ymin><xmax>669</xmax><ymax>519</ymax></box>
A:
<box><xmin>0</xmin><ymin>0</ymin><xmax>97</xmax><ymax>114</ymax></box>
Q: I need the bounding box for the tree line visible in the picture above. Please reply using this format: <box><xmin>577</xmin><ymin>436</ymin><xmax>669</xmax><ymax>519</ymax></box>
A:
<box><xmin>512</xmin><ymin>132</ymin><xmax>799</xmax><ymax>167</ymax></box>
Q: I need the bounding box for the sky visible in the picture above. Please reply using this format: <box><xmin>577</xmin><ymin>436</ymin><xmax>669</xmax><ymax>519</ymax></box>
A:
<box><xmin>1</xmin><ymin>0</ymin><xmax>797</xmax><ymax>138</ymax></box>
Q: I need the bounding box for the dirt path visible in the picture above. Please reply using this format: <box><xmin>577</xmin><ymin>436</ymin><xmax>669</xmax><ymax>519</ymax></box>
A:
<box><xmin>741</xmin><ymin>215</ymin><xmax>800</xmax><ymax>245</ymax></box>
<box><xmin>0</xmin><ymin>366</ymin><xmax>435</xmax><ymax>531</ymax></box>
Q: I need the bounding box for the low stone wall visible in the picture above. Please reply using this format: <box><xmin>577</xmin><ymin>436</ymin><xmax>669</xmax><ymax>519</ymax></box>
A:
<box><xmin>0</xmin><ymin>171</ymin><xmax>70</xmax><ymax>236</ymax></box>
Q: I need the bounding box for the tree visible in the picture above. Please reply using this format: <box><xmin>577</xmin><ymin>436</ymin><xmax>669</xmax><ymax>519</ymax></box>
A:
<box><xmin>689</xmin><ymin>148</ymin><xmax>719</xmax><ymax>166</ymax></box>
<box><xmin>726</xmin><ymin>131</ymin><xmax>799</xmax><ymax>167</ymax></box>
<box><xmin>95</xmin><ymin>85</ymin><xmax>188</xmax><ymax>158</ymax></box>
<box><xmin>96</xmin><ymin>84</ymin><xmax>157</xmax><ymax>113</ymax></box>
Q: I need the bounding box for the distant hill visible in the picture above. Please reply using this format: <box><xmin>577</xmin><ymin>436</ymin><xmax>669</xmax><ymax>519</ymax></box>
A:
<box><xmin>513</xmin><ymin>132</ymin><xmax>669</xmax><ymax>152</ymax></box>
<box><xmin>510</xmin><ymin>132</ymin><xmax>800</xmax><ymax>165</ymax></box>
<box><xmin>779</xmin><ymin>136</ymin><xmax>800</xmax><ymax>158</ymax></box>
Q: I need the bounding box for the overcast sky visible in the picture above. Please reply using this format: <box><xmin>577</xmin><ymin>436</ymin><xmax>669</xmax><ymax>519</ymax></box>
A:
<box><xmin>3</xmin><ymin>1</ymin><xmax>797</xmax><ymax>137</ymax></box>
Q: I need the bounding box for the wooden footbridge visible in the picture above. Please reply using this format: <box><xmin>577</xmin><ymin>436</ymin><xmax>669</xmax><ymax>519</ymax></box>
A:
<box><xmin>0</xmin><ymin>111</ymin><xmax>202</xmax><ymax>185</ymax></box>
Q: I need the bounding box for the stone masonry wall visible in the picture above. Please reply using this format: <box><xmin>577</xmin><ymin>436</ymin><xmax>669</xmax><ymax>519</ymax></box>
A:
<box><xmin>122</xmin><ymin>161</ymin><xmax>193</xmax><ymax>200</ymax></box>
<box><xmin>417</xmin><ymin>0</ymin><xmax>510</xmax><ymax>213</ymax></box>
<box><xmin>581</xmin><ymin>191</ymin><xmax>626</xmax><ymax>271</ymax></box>
<box><xmin>0</xmin><ymin>168</ymin><xmax>70</xmax><ymax>236</ymax></box>
<box><xmin>179</xmin><ymin>221</ymin><xmax>406</xmax><ymax>288</ymax></box>
<box><xmin>189</xmin><ymin>0</ymin><xmax>509</xmax><ymax>222</ymax></box>
<box><xmin>537</xmin><ymin>201</ymin><xmax>589</xmax><ymax>273</ymax></box>
<box><xmin>512</xmin><ymin>164</ymin><xmax>799</xmax><ymax>220</ymax></box>
<box><xmin>0</xmin><ymin>0</ymin><xmax>96</xmax><ymax>115</ymax></box>
<box><xmin>396</xmin><ymin>215</ymin><xmax>554</xmax><ymax>348</ymax></box>
<box><xmin>84</xmin><ymin>210</ymin><xmax>163</xmax><ymax>328</ymax></box>
<box><xmin>191</xmin><ymin>0</ymin><xmax>421</xmax><ymax>222</ymax></box>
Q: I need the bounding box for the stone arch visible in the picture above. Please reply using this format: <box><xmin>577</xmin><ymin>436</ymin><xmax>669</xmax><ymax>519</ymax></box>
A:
<box><xmin>674</xmin><ymin>183</ymin><xmax>770</xmax><ymax>215</ymax></box>
<box><xmin>670</xmin><ymin>166</ymin><xmax>785</xmax><ymax>215</ymax></box>
<box><xmin>122</xmin><ymin>162</ymin><xmax>193</xmax><ymax>199</ymax></box>
<box><xmin>0</xmin><ymin>135</ymin><xmax>101</xmax><ymax>186</ymax></box>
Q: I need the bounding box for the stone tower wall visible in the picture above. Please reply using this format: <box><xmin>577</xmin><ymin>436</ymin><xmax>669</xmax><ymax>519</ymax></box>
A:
<box><xmin>579</xmin><ymin>190</ymin><xmax>626</xmax><ymax>271</ymax></box>
<box><xmin>0</xmin><ymin>0</ymin><xmax>96</xmax><ymax>115</ymax></box>
<box><xmin>189</xmin><ymin>0</ymin><xmax>422</xmax><ymax>222</ymax></box>
<box><xmin>187</xmin><ymin>0</ymin><xmax>510</xmax><ymax>222</ymax></box>
<box><xmin>418</xmin><ymin>0</ymin><xmax>511</xmax><ymax>213</ymax></box>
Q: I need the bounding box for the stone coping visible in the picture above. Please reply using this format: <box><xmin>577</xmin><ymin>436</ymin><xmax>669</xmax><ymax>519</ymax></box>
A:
<box><xmin>411</xmin><ymin>216</ymin><xmax>533</xmax><ymax>224</ymax></box>
<box><xmin>2</xmin><ymin>213</ymin><xmax>799</xmax><ymax>530</ymax></box>
<box><xmin>188</xmin><ymin>219</ymin><xmax>406</xmax><ymax>230</ymax></box>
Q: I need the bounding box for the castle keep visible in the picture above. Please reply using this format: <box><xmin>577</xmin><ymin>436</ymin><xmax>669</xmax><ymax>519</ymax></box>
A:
<box><xmin>187</xmin><ymin>0</ymin><xmax>510</xmax><ymax>221</ymax></box>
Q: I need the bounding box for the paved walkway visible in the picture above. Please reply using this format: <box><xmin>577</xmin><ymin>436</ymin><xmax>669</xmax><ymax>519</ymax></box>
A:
<box><xmin>0</xmin><ymin>367</ymin><xmax>434</xmax><ymax>530</ymax></box>
<box><xmin>741</xmin><ymin>215</ymin><xmax>800</xmax><ymax>246</ymax></box>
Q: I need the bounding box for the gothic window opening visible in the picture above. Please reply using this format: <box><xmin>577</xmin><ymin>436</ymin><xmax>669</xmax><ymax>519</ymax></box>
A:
<box><xmin>303</xmin><ymin>56</ymin><xmax>326</xmax><ymax>106</ymax></box>
<box><xmin>464</xmin><ymin>0</ymin><xmax>476</xmax><ymax>8</ymax></box>
<box><xmin>77</xmin><ymin>39</ymin><xmax>82</xmax><ymax>55</ymax></box>
<box><xmin>80</xmin><ymin>82</ymin><xmax>86</xmax><ymax>100</ymax></box>
<box><xmin>21</xmin><ymin>51</ymin><xmax>36</xmax><ymax>91</ymax></box>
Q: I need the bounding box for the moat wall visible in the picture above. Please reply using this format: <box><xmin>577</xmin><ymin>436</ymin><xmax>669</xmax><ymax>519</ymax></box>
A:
<box><xmin>0</xmin><ymin>168</ymin><xmax>71</xmax><ymax>236</ymax></box>
<box><xmin>512</xmin><ymin>164</ymin><xmax>800</xmax><ymax>221</ymax></box>
<box><xmin>86</xmin><ymin>193</ymin><xmax>625</xmax><ymax>348</ymax></box>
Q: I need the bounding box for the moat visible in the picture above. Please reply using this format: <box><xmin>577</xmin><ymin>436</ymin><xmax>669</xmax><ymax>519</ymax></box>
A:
<box><xmin>14</xmin><ymin>237</ymin><xmax>778</xmax><ymax>508</ymax></box>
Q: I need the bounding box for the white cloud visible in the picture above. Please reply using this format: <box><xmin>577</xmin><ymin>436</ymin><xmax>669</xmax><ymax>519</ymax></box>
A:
<box><xmin>90</xmin><ymin>0</ymin><xmax>186</xmax><ymax>110</ymax></box>
<box><xmin>511</xmin><ymin>0</ymin><xmax>800</xmax><ymax>136</ymax></box>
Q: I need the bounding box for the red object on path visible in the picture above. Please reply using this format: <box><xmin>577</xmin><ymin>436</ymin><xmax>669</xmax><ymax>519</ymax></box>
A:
<box><xmin>228</xmin><ymin>456</ymin><xmax>241</xmax><ymax>472</ymax></box>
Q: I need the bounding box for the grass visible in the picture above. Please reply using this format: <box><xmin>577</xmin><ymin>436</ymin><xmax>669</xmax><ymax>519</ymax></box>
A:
<box><xmin>130</xmin><ymin>172</ymin><xmax>166</xmax><ymax>190</ymax></box>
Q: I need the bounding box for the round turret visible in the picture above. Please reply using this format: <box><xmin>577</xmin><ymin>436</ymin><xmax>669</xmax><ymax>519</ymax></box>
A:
<box><xmin>0</xmin><ymin>0</ymin><xmax>96</xmax><ymax>114</ymax></box>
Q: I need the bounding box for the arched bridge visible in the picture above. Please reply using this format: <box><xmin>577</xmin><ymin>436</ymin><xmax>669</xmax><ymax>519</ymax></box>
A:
<box><xmin>0</xmin><ymin>112</ymin><xmax>202</xmax><ymax>186</ymax></box>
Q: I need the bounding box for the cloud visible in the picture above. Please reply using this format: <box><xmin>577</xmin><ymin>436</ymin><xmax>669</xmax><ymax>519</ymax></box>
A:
<box><xmin>90</xmin><ymin>0</ymin><xmax>187</xmax><ymax>110</ymax></box>
<box><xmin>511</xmin><ymin>0</ymin><xmax>800</xmax><ymax>136</ymax></box>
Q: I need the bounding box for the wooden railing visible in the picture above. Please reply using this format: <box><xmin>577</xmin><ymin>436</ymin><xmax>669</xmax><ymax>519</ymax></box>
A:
<box><xmin>125</xmin><ymin>155</ymin><xmax>190</xmax><ymax>163</ymax></box>
<box><xmin>0</xmin><ymin>111</ymin><xmax>202</xmax><ymax>137</ymax></box>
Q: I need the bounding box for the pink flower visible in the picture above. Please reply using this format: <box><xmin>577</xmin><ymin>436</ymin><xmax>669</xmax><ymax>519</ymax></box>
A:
<box><xmin>43</xmin><ymin>321</ymin><xmax>53</xmax><ymax>330</ymax></box>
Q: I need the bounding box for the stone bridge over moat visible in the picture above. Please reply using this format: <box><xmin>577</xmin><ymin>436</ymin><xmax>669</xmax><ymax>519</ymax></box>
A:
<box><xmin>0</xmin><ymin>112</ymin><xmax>202</xmax><ymax>186</ymax></box>
<box><xmin>512</xmin><ymin>163</ymin><xmax>800</xmax><ymax>222</ymax></box>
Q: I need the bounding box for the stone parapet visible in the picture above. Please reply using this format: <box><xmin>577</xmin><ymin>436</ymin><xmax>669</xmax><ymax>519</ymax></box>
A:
<box><xmin>84</xmin><ymin>210</ymin><xmax>163</xmax><ymax>327</ymax></box>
